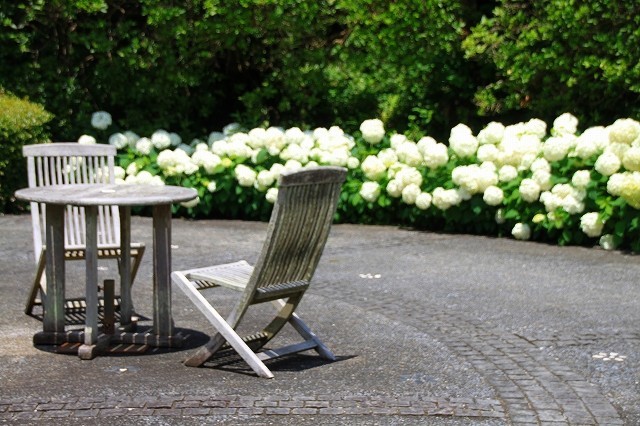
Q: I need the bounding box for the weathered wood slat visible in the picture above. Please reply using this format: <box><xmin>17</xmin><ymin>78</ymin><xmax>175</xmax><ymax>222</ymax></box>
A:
<box><xmin>172</xmin><ymin>167</ymin><xmax>346</xmax><ymax>378</ymax></box>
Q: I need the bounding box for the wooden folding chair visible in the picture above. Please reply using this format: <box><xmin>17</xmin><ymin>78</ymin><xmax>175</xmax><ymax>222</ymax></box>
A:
<box><xmin>172</xmin><ymin>166</ymin><xmax>347</xmax><ymax>378</ymax></box>
<box><xmin>23</xmin><ymin>143</ymin><xmax>145</xmax><ymax>321</ymax></box>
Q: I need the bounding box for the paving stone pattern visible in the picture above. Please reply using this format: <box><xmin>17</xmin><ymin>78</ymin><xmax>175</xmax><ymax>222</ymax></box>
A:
<box><xmin>0</xmin><ymin>394</ymin><xmax>504</xmax><ymax>420</ymax></box>
<box><xmin>311</xmin><ymin>282</ymin><xmax>626</xmax><ymax>425</ymax></box>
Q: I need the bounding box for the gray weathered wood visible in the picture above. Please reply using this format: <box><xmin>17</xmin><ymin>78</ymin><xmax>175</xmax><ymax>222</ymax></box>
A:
<box><xmin>20</xmin><ymin>143</ymin><xmax>149</xmax><ymax>319</ymax></box>
<box><xmin>172</xmin><ymin>166</ymin><xmax>346</xmax><ymax>378</ymax></box>
<box><xmin>152</xmin><ymin>203</ymin><xmax>174</xmax><ymax>337</ymax></box>
<box><xmin>43</xmin><ymin>204</ymin><xmax>65</xmax><ymax>334</ymax></box>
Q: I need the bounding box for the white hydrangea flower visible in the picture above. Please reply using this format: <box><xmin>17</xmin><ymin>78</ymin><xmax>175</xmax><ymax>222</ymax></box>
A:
<box><xmin>524</xmin><ymin>118</ymin><xmax>547</xmax><ymax>139</ymax></box>
<box><xmin>483</xmin><ymin>186</ymin><xmax>504</xmax><ymax>206</ymax></box>
<box><xmin>284</xmin><ymin>159</ymin><xmax>303</xmax><ymax>171</ymax></box>
<box><xmin>136</xmin><ymin>137</ymin><xmax>153</xmax><ymax>155</ymax></box>
<box><xmin>377</xmin><ymin>148</ymin><xmax>398</xmax><ymax>168</ymax></box>
<box><xmin>386</xmin><ymin>179</ymin><xmax>403</xmax><ymax>198</ymax></box>
<box><xmin>530</xmin><ymin>157</ymin><xmax>551</xmax><ymax>174</ymax></box>
<box><xmin>572</xmin><ymin>170</ymin><xmax>591</xmax><ymax>189</ymax></box>
<box><xmin>562</xmin><ymin>195</ymin><xmax>585</xmax><ymax>215</ymax></box>
<box><xmin>169</xmin><ymin>132</ymin><xmax>182</xmax><ymax>147</ymax></box>
<box><xmin>498</xmin><ymin>165</ymin><xmax>518</xmax><ymax>182</ymax></box>
<box><xmin>126</xmin><ymin>162</ymin><xmax>138</xmax><ymax>176</ymax></box>
<box><xmin>606</xmin><ymin>173</ymin><xmax>625</xmax><ymax>196</ymax></box>
<box><xmin>511</xmin><ymin>223</ymin><xmax>531</xmax><ymax>240</ymax></box>
<box><xmin>540</xmin><ymin>191</ymin><xmax>561</xmax><ymax>212</ymax></box>
<box><xmin>211</xmin><ymin>140</ymin><xmax>228</xmax><ymax>156</ymax></box>
<box><xmin>284</xmin><ymin>127</ymin><xmax>305</xmax><ymax>145</ymax></box>
<box><xmin>255</xmin><ymin>169</ymin><xmax>275</xmax><ymax>191</ymax></box>
<box><xmin>389</xmin><ymin>133</ymin><xmax>408</xmax><ymax>149</ymax></box>
<box><xmin>78</xmin><ymin>134</ymin><xmax>97</xmax><ymax>145</ymax></box>
<box><xmin>622</xmin><ymin>146</ymin><xmax>640</xmax><ymax>172</ymax></box>
<box><xmin>246</xmin><ymin>128</ymin><xmax>268</xmax><ymax>149</ymax></box>
<box><xmin>265</xmin><ymin>187</ymin><xmax>278</xmax><ymax>204</ymax></box>
<box><xmin>594</xmin><ymin>151</ymin><xmax>621</xmax><ymax>176</ymax></box>
<box><xmin>599</xmin><ymin>234</ymin><xmax>616</xmax><ymax>250</ymax></box>
<box><xmin>395</xmin><ymin>167</ymin><xmax>423</xmax><ymax>189</ymax></box>
<box><xmin>477</xmin><ymin>144</ymin><xmax>499</xmax><ymax>163</ymax></box>
<box><xmin>422</xmin><ymin>142</ymin><xmax>449</xmax><ymax>169</ymax></box>
<box><xmin>208</xmin><ymin>131</ymin><xmax>225</xmax><ymax>146</ymax></box>
<box><xmin>360</xmin><ymin>155</ymin><xmax>387</xmax><ymax>181</ymax></box>
<box><xmin>113</xmin><ymin>166</ymin><xmax>125</xmax><ymax>180</ymax></box>
<box><xmin>552</xmin><ymin>113</ymin><xmax>579</xmax><ymax>135</ymax></box>
<box><xmin>415</xmin><ymin>192</ymin><xmax>432</xmax><ymax>210</ymax></box>
<box><xmin>359</xmin><ymin>181</ymin><xmax>381</xmax><ymax>203</ymax></box>
<box><xmin>347</xmin><ymin>156</ymin><xmax>360</xmax><ymax>169</ymax></box>
<box><xmin>109</xmin><ymin>133</ymin><xmax>128</xmax><ymax>149</ymax></box>
<box><xmin>574</xmin><ymin>126</ymin><xmax>608</xmax><ymax>159</ymax></box>
<box><xmin>477</xmin><ymin>122</ymin><xmax>505</xmax><ymax>145</ymax></box>
<box><xmin>234</xmin><ymin>164</ymin><xmax>257</xmax><ymax>187</ymax></box>
<box><xmin>191</xmin><ymin>150</ymin><xmax>222</xmax><ymax>174</ymax></box>
<box><xmin>151</xmin><ymin>130</ymin><xmax>172</xmax><ymax>150</ymax></box>
<box><xmin>360</xmin><ymin>119</ymin><xmax>385</xmax><ymax>144</ymax></box>
<box><xmin>519</xmin><ymin>178</ymin><xmax>541</xmax><ymax>203</ymax></box>
<box><xmin>123</xmin><ymin>131</ymin><xmax>140</xmax><ymax>149</ymax></box>
<box><xmin>608</xmin><ymin>118</ymin><xmax>640</xmax><ymax>145</ymax></box>
<box><xmin>194</xmin><ymin>142</ymin><xmax>209</xmax><ymax>152</ymax></box>
<box><xmin>207</xmin><ymin>181</ymin><xmax>217</xmax><ymax>192</ymax></box>
<box><xmin>449</xmin><ymin>124</ymin><xmax>478</xmax><ymax>157</ymax></box>
<box><xmin>223</xmin><ymin>122</ymin><xmax>241</xmax><ymax>135</ymax></box>
<box><xmin>432</xmin><ymin>187</ymin><xmax>462</xmax><ymax>210</ymax></box>
<box><xmin>618</xmin><ymin>171</ymin><xmax>640</xmax><ymax>208</ymax></box>
<box><xmin>270</xmin><ymin>163</ymin><xmax>286</xmax><ymax>179</ymax></box>
<box><xmin>395</xmin><ymin>141</ymin><xmax>423</xmax><ymax>167</ymax></box>
<box><xmin>180</xmin><ymin>196</ymin><xmax>200</xmax><ymax>209</ymax></box>
<box><xmin>305</xmin><ymin>160</ymin><xmax>319</xmax><ymax>168</ymax></box>
<box><xmin>543</xmin><ymin>136</ymin><xmax>572</xmax><ymax>162</ymax></box>
<box><xmin>532</xmin><ymin>169</ymin><xmax>552</xmax><ymax>191</ymax></box>
<box><xmin>280</xmin><ymin>143</ymin><xmax>309</xmax><ymax>164</ymax></box>
<box><xmin>91</xmin><ymin>111</ymin><xmax>112</xmax><ymax>130</ymax></box>
<box><xmin>580</xmin><ymin>212</ymin><xmax>605</xmax><ymax>237</ymax></box>
<box><xmin>401</xmin><ymin>183</ymin><xmax>421</xmax><ymax>205</ymax></box>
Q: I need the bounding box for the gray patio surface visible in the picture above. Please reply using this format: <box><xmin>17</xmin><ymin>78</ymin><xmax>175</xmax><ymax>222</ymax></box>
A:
<box><xmin>0</xmin><ymin>214</ymin><xmax>638</xmax><ymax>425</ymax></box>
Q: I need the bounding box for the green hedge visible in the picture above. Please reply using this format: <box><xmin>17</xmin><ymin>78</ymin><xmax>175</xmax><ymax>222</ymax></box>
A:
<box><xmin>0</xmin><ymin>91</ymin><xmax>53</xmax><ymax>213</ymax></box>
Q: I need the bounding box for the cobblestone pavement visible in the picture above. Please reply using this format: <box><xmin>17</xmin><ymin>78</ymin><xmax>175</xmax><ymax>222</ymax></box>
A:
<box><xmin>1</xmin><ymin>215</ymin><xmax>638</xmax><ymax>425</ymax></box>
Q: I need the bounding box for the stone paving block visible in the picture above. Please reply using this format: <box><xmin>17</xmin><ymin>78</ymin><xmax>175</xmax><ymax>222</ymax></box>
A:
<box><xmin>72</xmin><ymin>409</ymin><xmax>101</xmax><ymax>417</ymax></box>
<box><xmin>152</xmin><ymin>408</ymin><xmax>184</xmax><ymax>416</ymax></box>
<box><xmin>291</xmin><ymin>408</ymin><xmax>319</xmax><ymax>415</ymax></box>
<box><xmin>183</xmin><ymin>407</ymin><xmax>211</xmax><ymax>416</ymax></box>
<box><xmin>40</xmin><ymin>410</ymin><xmax>71</xmax><ymax>418</ymax></box>
<box><xmin>63</xmin><ymin>401</ymin><xmax>95</xmax><ymax>410</ymax></box>
<box><xmin>264</xmin><ymin>407</ymin><xmax>290</xmax><ymax>415</ymax></box>
<box><xmin>202</xmin><ymin>400</ymin><xmax>228</xmax><ymax>408</ymax></box>
<box><xmin>237</xmin><ymin>407</ymin><xmax>265</xmax><ymax>415</ymax></box>
<box><xmin>536</xmin><ymin>409</ymin><xmax>566</xmax><ymax>422</ymax></box>
<box><xmin>318</xmin><ymin>407</ymin><xmax>347</xmax><ymax>415</ymax></box>
<box><xmin>99</xmin><ymin>408</ymin><xmax>132</xmax><ymax>416</ymax></box>
<box><xmin>35</xmin><ymin>402</ymin><xmax>65</xmax><ymax>411</ymax></box>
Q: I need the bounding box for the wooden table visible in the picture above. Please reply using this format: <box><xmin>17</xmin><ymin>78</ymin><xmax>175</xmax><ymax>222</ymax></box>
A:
<box><xmin>15</xmin><ymin>183</ymin><xmax>197</xmax><ymax>359</ymax></box>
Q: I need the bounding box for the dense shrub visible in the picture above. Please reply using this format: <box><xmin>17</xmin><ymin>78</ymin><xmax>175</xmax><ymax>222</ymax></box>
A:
<box><xmin>84</xmin><ymin>111</ymin><xmax>640</xmax><ymax>252</ymax></box>
<box><xmin>0</xmin><ymin>0</ymin><xmax>488</xmax><ymax>142</ymax></box>
<box><xmin>463</xmin><ymin>0</ymin><xmax>640</xmax><ymax>127</ymax></box>
<box><xmin>0</xmin><ymin>91</ymin><xmax>53</xmax><ymax>213</ymax></box>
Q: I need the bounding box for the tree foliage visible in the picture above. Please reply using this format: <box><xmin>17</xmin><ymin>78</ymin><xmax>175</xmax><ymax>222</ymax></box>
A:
<box><xmin>463</xmin><ymin>0</ymin><xmax>640</xmax><ymax>126</ymax></box>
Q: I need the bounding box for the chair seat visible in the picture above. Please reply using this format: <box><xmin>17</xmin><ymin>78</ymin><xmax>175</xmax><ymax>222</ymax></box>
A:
<box><xmin>186</xmin><ymin>260</ymin><xmax>253</xmax><ymax>291</ymax></box>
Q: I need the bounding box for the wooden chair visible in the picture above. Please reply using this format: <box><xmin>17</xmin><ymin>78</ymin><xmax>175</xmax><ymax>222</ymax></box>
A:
<box><xmin>171</xmin><ymin>166</ymin><xmax>347</xmax><ymax>378</ymax></box>
<box><xmin>23</xmin><ymin>143</ymin><xmax>145</xmax><ymax>321</ymax></box>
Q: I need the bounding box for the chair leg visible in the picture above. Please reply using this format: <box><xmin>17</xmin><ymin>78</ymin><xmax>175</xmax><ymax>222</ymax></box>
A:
<box><xmin>172</xmin><ymin>272</ymin><xmax>274</xmax><ymax>378</ymax></box>
<box><xmin>25</xmin><ymin>252</ymin><xmax>47</xmax><ymax>316</ymax></box>
<box><xmin>272</xmin><ymin>299</ymin><xmax>337</xmax><ymax>361</ymax></box>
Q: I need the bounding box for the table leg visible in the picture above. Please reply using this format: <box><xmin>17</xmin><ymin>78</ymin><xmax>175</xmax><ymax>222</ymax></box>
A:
<box><xmin>78</xmin><ymin>206</ymin><xmax>102</xmax><ymax>359</ymax></box>
<box><xmin>119</xmin><ymin>206</ymin><xmax>133</xmax><ymax>328</ymax></box>
<box><xmin>152</xmin><ymin>204</ymin><xmax>173</xmax><ymax>337</ymax></box>
<box><xmin>42</xmin><ymin>205</ymin><xmax>65</xmax><ymax>335</ymax></box>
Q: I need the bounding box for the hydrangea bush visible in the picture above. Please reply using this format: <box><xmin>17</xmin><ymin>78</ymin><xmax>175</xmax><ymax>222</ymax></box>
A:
<box><xmin>82</xmin><ymin>111</ymin><xmax>640</xmax><ymax>252</ymax></box>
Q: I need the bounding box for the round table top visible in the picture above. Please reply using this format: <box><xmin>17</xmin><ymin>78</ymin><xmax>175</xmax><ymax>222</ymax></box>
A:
<box><xmin>15</xmin><ymin>183</ymin><xmax>198</xmax><ymax>206</ymax></box>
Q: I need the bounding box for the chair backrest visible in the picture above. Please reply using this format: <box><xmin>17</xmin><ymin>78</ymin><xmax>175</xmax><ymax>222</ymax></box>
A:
<box><xmin>247</xmin><ymin>166</ymin><xmax>347</xmax><ymax>298</ymax></box>
<box><xmin>23</xmin><ymin>143</ymin><xmax>120</xmax><ymax>261</ymax></box>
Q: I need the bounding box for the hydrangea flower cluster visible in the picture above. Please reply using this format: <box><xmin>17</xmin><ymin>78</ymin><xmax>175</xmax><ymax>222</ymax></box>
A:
<box><xmin>85</xmin><ymin>111</ymin><xmax>640</xmax><ymax>251</ymax></box>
